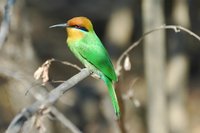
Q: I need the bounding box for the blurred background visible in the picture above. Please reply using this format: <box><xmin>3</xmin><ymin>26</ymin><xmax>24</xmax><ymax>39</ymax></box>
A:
<box><xmin>0</xmin><ymin>0</ymin><xmax>200</xmax><ymax>133</ymax></box>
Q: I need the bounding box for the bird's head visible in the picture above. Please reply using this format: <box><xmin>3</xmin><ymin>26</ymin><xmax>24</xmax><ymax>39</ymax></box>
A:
<box><xmin>50</xmin><ymin>17</ymin><xmax>94</xmax><ymax>42</ymax></box>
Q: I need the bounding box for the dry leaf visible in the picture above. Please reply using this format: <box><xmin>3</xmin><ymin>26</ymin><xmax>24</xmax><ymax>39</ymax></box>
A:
<box><xmin>34</xmin><ymin>67</ymin><xmax>44</xmax><ymax>80</ymax></box>
<box><xmin>33</xmin><ymin>59</ymin><xmax>54</xmax><ymax>84</ymax></box>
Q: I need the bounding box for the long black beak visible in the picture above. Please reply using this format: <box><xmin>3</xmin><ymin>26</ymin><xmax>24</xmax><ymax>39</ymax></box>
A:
<box><xmin>49</xmin><ymin>23</ymin><xmax>67</xmax><ymax>28</ymax></box>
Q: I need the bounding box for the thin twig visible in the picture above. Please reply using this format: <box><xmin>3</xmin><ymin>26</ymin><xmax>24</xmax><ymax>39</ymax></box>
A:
<box><xmin>163</xmin><ymin>25</ymin><xmax>200</xmax><ymax>41</ymax></box>
<box><xmin>115</xmin><ymin>25</ymin><xmax>200</xmax><ymax>133</ymax></box>
<box><xmin>6</xmin><ymin>68</ymin><xmax>91</xmax><ymax>133</ymax></box>
<box><xmin>0</xmin><ymin>0</ymin><xmax>16</xmax><ymax>48</ymax></box>
<box><xmin>50</xmin><ymin>107</ymin><xmax>82</xmax><ymax>133</ymax></box>
<box><xmin>51</xmin><ymin>80</ymin><xmax>65</xmax><ymax>83</ymax></box>
<box><xmin>54</xmin><ymin>59</ymin><xmax>82</xmax><ymax>71</ymax></box>
<box><xmin>47</xmin><ymin>58</ymin><xmax>82</xmax><ymax>71</ymax></box>
<box><xmin>115</xmin><ymin>25</ymin><xmax>200</xmax><ymax>75</ymax></box>
<box><xmin>50</xmin><ymin>58</ymin><xmax>100</xmax><ymax>79</ymax></box>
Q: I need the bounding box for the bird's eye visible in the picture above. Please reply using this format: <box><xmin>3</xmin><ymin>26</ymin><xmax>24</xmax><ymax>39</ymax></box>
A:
<box><xmin>74</xmin><ymin>25</ymin><xmax>81</xmax><ymax>29</ymax></box>
<box><xmin>73</xmin><ymin>25</ymin><xmax>88</xmax><ymax>32</ymax></box>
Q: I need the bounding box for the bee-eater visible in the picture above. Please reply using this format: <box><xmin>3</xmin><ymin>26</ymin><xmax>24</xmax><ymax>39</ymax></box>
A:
<box><xmin>50</xmin><ymin>17</ymin><xmax>120</xmax><ymax>118</ymax></box>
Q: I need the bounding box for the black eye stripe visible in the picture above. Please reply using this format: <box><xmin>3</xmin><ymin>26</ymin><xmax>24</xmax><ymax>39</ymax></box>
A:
<box><xmin>71</xmin><ymin>25</ymin><xmax>88</xmax><ymax>32</ymax></box>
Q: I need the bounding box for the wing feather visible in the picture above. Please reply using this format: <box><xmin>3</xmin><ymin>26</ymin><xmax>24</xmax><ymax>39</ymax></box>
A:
<box><xmin>76</xmin><ymin>39</ymin><xmax>117</xmax><ymax>81</ymax></box>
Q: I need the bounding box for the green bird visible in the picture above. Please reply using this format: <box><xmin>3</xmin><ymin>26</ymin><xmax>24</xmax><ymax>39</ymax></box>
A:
<box><xmin>50</xmin><ymin>16</ymin><xmax>120</xmax><ymax>118</ymax></box>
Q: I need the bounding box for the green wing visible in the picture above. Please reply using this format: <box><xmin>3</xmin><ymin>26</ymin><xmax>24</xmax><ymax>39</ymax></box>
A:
<box><xmin>74</xmin><ymin>37</ymin><xmax>117</xmax><ymax>81</ymax></box>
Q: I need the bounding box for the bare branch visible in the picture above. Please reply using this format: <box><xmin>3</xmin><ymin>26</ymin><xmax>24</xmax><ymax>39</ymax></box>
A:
<box><xmin>0</xmin><ymin>0</ymin><xmax>16</xmax><ymax>48</ymax></box>
<box><xmin>162</xmin><ymin>25</ymin><xmax>200</xmax><ymax>41</ymax></box>
<box><xmin>6</xmin><ymin>68</ymin><xmax>91</xmax><ymax>133</ymax></box>
<box><xmin>0</xmin><ymin>66</ymin><xmax>82</xmax><ymax>133</ymax></box>
<box><xmin>116</xmin><ymin>25</ymin><xmax>200</xmax><ymax>75</ymax></box>
<box><xmin>50</xmin><ymin>107</ymin><xmax>82</xmax><ymax>133</ymax></box>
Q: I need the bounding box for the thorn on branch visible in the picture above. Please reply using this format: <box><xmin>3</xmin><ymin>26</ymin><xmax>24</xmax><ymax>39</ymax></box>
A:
<box><xmin>174</xmin><ymin>27</ymin><xmax>181</xmax><ymax>32</ymax></box>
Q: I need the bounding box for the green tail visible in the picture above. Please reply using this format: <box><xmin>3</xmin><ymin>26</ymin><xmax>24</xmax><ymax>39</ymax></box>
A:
<box><xmin>102</xmin><ymin>75</ymin><xmax>120</xmax><ymax>118</ymax></box>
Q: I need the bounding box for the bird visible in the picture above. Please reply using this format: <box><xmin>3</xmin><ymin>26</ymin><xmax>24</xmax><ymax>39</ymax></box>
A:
<box><xmin>50</xmin><ymin>17</ymin><xmax>120</xmax><ymax>118</ymax></box>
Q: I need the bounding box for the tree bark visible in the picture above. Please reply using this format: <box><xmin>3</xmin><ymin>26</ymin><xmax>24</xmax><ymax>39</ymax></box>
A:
<box><xmin>167</xmin><ymin>0</ymin><xmax>189</xmax><ymax>133</ymax></box>
<box><xmin>142</xmin><ymin>0</ymin><xmax>168</xmax><ymax>133</ymax></box>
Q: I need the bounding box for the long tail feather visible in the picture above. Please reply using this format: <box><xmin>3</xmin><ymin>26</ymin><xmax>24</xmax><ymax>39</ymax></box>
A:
<box><xmin>102</xmin><ymin>75</ymin><xmax>120</xmax><ymax>118</ymax></box>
